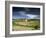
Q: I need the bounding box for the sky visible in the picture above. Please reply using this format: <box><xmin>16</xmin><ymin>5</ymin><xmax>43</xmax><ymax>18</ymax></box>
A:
<box><xmin>12</xmin><ymin>7</ymin><xmax>40</xmax><ymax>19</ymax></box>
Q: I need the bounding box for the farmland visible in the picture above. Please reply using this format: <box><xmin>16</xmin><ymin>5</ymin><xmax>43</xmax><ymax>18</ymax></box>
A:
<box><xmin>12</xmin><ymin>19</ymin><xmax>40</xmax><ymax>31</ymax></box>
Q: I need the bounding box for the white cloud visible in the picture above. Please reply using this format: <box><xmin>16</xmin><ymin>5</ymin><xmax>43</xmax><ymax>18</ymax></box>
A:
<box><xmin>26</xmin><ymin>14</ymin><xmax>40</xmax><ymax>19</ymax></box>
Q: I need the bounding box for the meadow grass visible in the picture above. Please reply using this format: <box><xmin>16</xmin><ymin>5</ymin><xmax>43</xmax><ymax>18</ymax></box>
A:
<box><xmin>12</xmin><ymin>19</ymin><xmax>40</xmax><ymax>31</ymax></box>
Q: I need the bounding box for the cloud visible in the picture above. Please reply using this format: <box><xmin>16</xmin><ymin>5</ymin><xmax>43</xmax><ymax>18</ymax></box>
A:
<box><xmin>13</xmin><ymin>11</ymin><xmax>40</xmax><ymax>19</ymax></box>
<box><xmin>18</xmin><ymin>11</ymin><xmax>26</xmax><ymax>15</ymax></box>
<box><xmin>26</xmin><ymin>14</ymin><xmax>40</xmax><ymax>19</ymax></box>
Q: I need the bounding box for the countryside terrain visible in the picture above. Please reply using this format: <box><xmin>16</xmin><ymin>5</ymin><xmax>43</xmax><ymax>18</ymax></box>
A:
<box><xmin>12</xmin><ymin>19</ymin><xmax>40</xmax><ymax>31</ymax></box>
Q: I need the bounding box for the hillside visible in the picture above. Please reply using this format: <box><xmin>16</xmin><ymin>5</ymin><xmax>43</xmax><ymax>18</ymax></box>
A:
<box><xmin>12</xmin><ymin>19</ymin><xmax>40</xmax><ymax>31</ymax></box>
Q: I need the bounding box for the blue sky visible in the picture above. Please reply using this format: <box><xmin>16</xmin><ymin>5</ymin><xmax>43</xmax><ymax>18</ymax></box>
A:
<box><xmin>12</xmin><ymin>7</ymin><xmax>40</xmax><ymax>19</ymax></box>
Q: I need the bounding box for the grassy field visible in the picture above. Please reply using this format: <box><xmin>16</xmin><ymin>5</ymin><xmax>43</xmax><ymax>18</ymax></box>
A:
<box><xmin>12</xmin><ymin>19</ymin><xmax>40</xmax><ymax>31</ymax></box>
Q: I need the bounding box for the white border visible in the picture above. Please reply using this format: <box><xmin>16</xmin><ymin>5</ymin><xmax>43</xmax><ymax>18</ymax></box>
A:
<box><xmin>10</xmin><ymin>4</ymin><xmax>43</xmax><ymax>34</ymax></box>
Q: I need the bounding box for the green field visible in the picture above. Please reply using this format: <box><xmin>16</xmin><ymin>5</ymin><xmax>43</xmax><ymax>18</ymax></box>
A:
<box><xmin>12</xmin><ymin>19</ymin><xmax>40</xmax><ymax>31</ymax></box>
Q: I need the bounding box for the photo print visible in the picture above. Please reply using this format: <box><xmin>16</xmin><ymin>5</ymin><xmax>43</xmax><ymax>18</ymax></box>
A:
<box><xmin>12</xmin><ymin>7</ymin><xmax>40</xmax><ymax>31</ymax></box>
